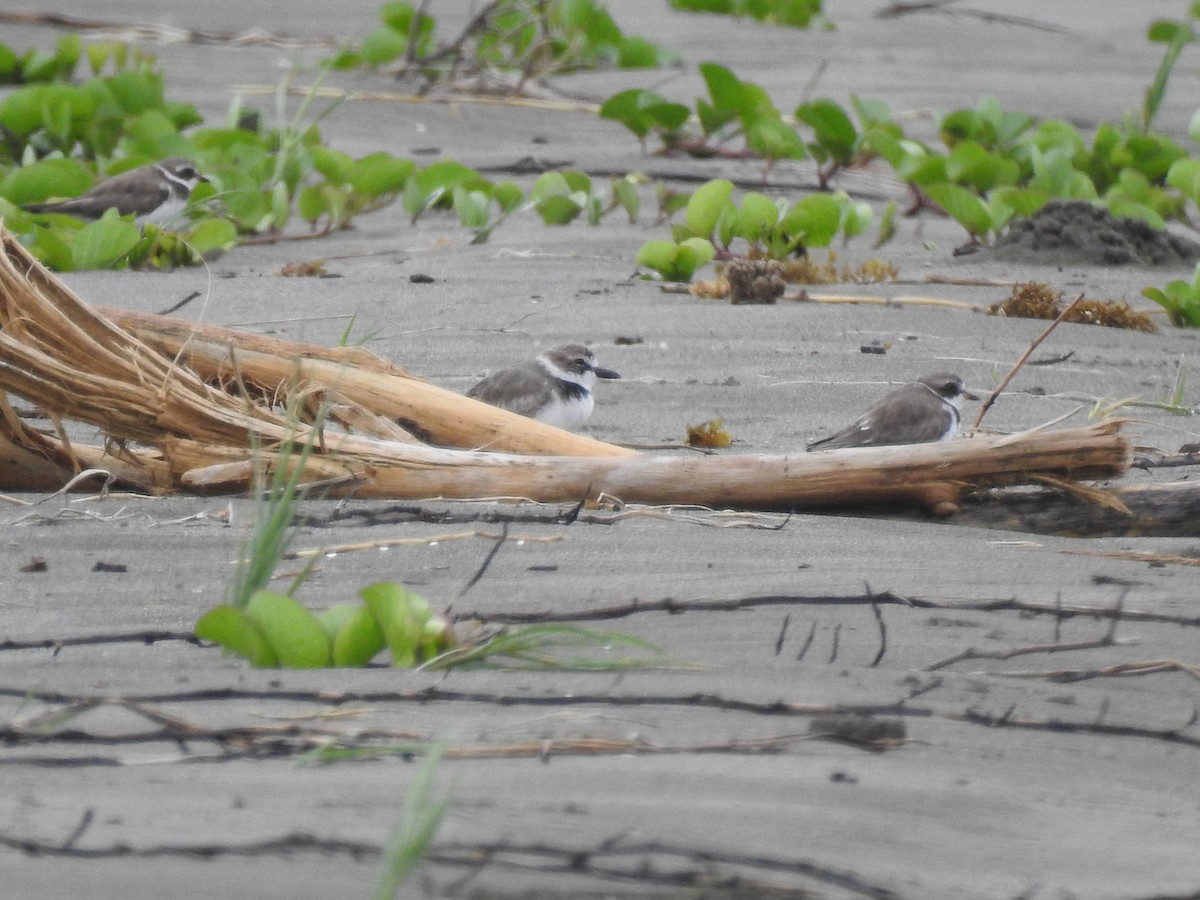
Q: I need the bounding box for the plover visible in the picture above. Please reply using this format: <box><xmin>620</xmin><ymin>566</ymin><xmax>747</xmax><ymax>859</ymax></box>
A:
<box><xmin>806</xmin><ymin>372</ymin><xmax>978</xmax><ymax>451</ymax></box>
<box><xmin>467</xmin><ymin>344</ymin><xmax>620</xmax><ymax>431</ymax></box>
<box><xmin>23</xmin><ymin>157</ymin><xmax>208</xmax><ymax>226</ymax></box>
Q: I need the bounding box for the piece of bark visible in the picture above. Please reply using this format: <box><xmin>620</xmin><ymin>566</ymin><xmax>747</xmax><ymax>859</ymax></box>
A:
<box><xmin>955</xmin><ymin>480</ymin><xmax>1200</xmax><ymax>536</ymax></box>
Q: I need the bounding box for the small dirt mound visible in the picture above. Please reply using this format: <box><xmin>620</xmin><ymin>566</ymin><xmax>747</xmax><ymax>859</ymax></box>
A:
<box><xmin>989</xmin><ymin>200</ymin><xmax>1200</xmax><ymax>267</ymax></box>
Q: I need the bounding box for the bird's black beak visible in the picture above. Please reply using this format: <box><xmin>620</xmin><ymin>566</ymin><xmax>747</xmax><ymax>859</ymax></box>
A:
<box><xmin>594</xmin><ymin>366</ymin><xmax>621</xmax><ymax>380</ymax></box>
<box><xmin>962</xmin><ymin>388</ymin><xmax>981</xmax><ymax>401</ymax></box>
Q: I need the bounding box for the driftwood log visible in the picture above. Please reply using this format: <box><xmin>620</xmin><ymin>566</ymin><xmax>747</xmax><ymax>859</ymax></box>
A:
<box><xmin>956</xmin><ymin>480</ymin><xmax>1200</xmax><ymax>537</ymax></box>
<box><xmin>0</xmin><ymin>225</ymin><xmax>1135</xmax><ymax>516</ymax></box>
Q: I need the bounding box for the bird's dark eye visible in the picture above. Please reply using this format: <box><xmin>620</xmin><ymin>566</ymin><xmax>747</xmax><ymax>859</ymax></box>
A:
<box><xmin>574</xmin><ymin>358</ymin><xmax>587</xmax><ymax>367</ymax></box>
<box><xmin>179</xmin><ymin>166</ymin><xmax>196</xmax><ymax>178</ymax></box>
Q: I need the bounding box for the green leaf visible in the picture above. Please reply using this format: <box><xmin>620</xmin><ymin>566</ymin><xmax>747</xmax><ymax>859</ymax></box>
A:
<box><xmin>379</xmin><ymin>0</ymin><xmax>417</xmax><ymax>29</ymax></box>
<box><xmin>895</xmin><ymin>146</ymin><xmax>947</xmax><ymax>186</ymax></box>
<box><xmin>534</xmin><ymin>193</ymin><xmax>584</xmax><ymax>225</ymax></box>
<box><xmin>311</xmin><ymin>145</ymin><xmax>355</xmax><ymax>183</ymax></box>
<box><xmin>561</xmin><ymin>169</ymin><xmax>592</xmax><ymax>194</ymax></box>
<box><xmin>319</xmin><ymin>603</ymin><xmax>387</xmax><ymax>667</ymax></box>
<box><xmin>492</xmin><ymin>180</ymin><xmax>524</xmax><ymax>213</ymax></box>
<box><xmin>861</xmin><ymin>127</ymin><xmax>907</xmax><ymax>168</ymax></box>
<box><xmin>184</xmin><ymin>218</ymin><xmax>238</xmax><ymax>254</ymax></box>
<box><xmin>873</xmin><ymin>199</ymin><xmax>897</xmax><ymax>248</ymax></box>
<box><xmin>850</xmin><ymin>95</ymin><xmax>894</xmax><ymax>131</ymax></box>
<box><xmin>86</xmin><ymin>43</ymin><xmax>111</xmax><ymax>77</ymax></box>
<box><xmin>119</xmin><ymin>109</ymin><xmax>192</xmax><ymax>159</ymax></box>
<box><xmin>0</xmin><ymin>157</ymin><xmax>92</xmax><ymax>205</ymax></box>
<box><xmin>1168</xmin><ymin>158</ymin><xmax>1200</xmax><ymax>204</ymax></box>
<box><xmin>781</xmin><ymin>192</ymin><xmax>843</xmax><ymax>248</ymax></box>
<box><xmin>297</xmin><ymin>185</ymin><xmax>327</xmax><ymax>223</ymax></box>
<box><xmin>71</xmin><ymin>210</ymin><xmax>142</xmax><ymax>269</ymax></box>
<box><xmin>361</xmin><ymin>27</ymin><xmax>408</xmax><ymax>65</ymax></box>
<box><xmin>611</xmin><ymin>177</ymin><xmax>640</xmax><ymax>223</ymax></box>
<box><xmin>924</xmin><ymin>181</ymin><xmax>995</xmax><ymax>238</ymax></box>
<box><xmin>635</xmin><ymin>237</ymin><xmax>714</xmax><ymax>282</ymax></box>
<box><xmin>105</xmin><ymin>70</ymin><xmax>165</xmax><ymax>115</ymax></box>
<box><xmin>452</xmin><ymin>185</ymin><xmax>491</xmax><ymax>227</ymax></box>
<box><xmin>406</xmin><ymin>160</ymin><xmax>479</xmax><ymax>218</ymax></box>
<box><xmin>360</xmin><ymin>582</ymin><xmax>434</xmax><ymax>668</ymax></box>
<box><xmin>599</xmin><ymin>89</ymin><xmax>655</xmax><ymax>138</ymax></box>
<box><xmin>839</xmin><ymin>195</ymin><xmax>874</xmax><ymax>240</ymax></box>
<box><xmin>348</xmin><ymin>152</ymin><xmax>414</xmax><ymax>196</ymax></box>
<box><xmin>529</xmin><ymin>171</ymin><xmax>570</xmax><ymax>203</ymax></box>
<box><xmin>600</xmin><ymin>87</ymin><xmax>696</xmax><ymax>140</ymax></box>
<box><xmin>796</xmin><ymin>98</ymin><xmax>858</xmax><ymax>162</ymax></box>
<box><xmin>0</xmin><ymin>43</ymin><xmax>18</xmax><ymax>82</ymax></box>
<box><xmin>616</xmin><ymin>36</ymin><xmax>663</xmax><ymax>68</ymax></box>
<box><xmin>697</xmin><ymin>62</ymin><xmax>743</xmax><ymax>134</ymax></box>
<box><xmin>988</xmin><ymin>186</ymin><xmax>1050</xmax><ymax>221</ymax></box>
<box><xmin>195</xmin><ymin>605</ymin><xmax>279</xmax><ymax>667</ymax></box>
<box><xmin>636</xmin><ymin>239</ymin><xmax>678</xmax><ymax>274</ymax></box>
<box><xmin>1104</xmin><ymin>196</ymin><xmax>1165</xmax><ymax>230</ymax></box>
<box><xmin>683</xmin><ymin>178</ymin><xmax>734</xmax><ymax>239</ymax></box>
<box><xmin>28</xmin><ymin>226</ymin><xmax>76</xmax><ymax>271</ymax></box>
<box><xmin>746</xmin><ymin>117</ymin><xmax>806</xmax><ymax>161</ymax></box>
<box><xmin>244</xmin><ymin>590</ymin><xmax>332</xmax><ymax>668</ymax></box>
<box><xmin>731</xmin><ymin>191</ymin><xmax>779</xmax><ymax>242</ymax></box>
<box><xmin>945</xmin><ymin>140</ymin><xmax>1020</xmax><ymax>191</ymax></box>
<box><xmin>1148</xmin><ymin>20</ymin><xmax>1190</xmax><ymax>43</ymax></box>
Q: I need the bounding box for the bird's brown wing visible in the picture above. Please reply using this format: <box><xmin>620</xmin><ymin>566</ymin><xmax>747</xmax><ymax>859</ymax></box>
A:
<box><xmin>805</xmin><ymin>413</ymin><xmax>876</xmax><ymax>450</ymax></box>
<box><xmin>807</xmin><ymin>384</ymin><xmax>949</xmax><ymax>450</ymax></box>
<box><xmin>28</xmin><ymin>170</ymin><xmax>170</xmax><ymax>218</ymax></box>
<box><xmin>67</xmin><ymin>174</ymin><xmax>171</xmax><ymax>217</ymax></box>
<box><xmin>466</xmin><ymin>366</ymin><xmax>554</xmax><ymax>419</ymax></box>
<box><xmin>865</xmin><ymin>386</ymin><xmax>953</xmax><ymax>444</ymax></box>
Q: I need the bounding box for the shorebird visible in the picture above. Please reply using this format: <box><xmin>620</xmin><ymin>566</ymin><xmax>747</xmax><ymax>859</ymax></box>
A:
<box><xmin>23</xmin><ymin>157</ymin><xmax>207</xmax><ymax>226</ymax></box>
<box><xmin>467</xmin><ymin>344</ymin><xmax>620</xmax><ymax>431</ymax></box>
<box><xmin>806</xmin><ymin>372</ymin><xmax>978</xmax><ymax>451</ymax></box>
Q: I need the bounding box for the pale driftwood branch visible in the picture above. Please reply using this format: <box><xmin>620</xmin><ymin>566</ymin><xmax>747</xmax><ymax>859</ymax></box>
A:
<box><xmin>156</xmin><ymin>421</ymin><xmax>1129</xmax><ymax>508</ymax></box>
<box><xmin>97</xmin><ymin>305</ymin><xmax>633</xmax><ymax>458</ymax></box>
<box><xmin>0</xmin><ymin>225</ymin><xmax>1132</xmax><ymax>512</ymax></box>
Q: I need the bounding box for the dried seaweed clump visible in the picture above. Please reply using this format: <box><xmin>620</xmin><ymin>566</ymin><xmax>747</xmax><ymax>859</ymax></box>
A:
<box><xmin>277</xmin><ymin>259</ymin><xmax>330</xmax><ymax>277</ymax></box>
<box><xmin>989</xmin><ymin>282</ymin><xmax>1156</xmax><ymax>331</ymax></box>
<box><xmin>686</xmin><ymin>418</ymin><xmax>732</xmax><ymax>448</ymax></box>
<box><xmin>689</xmin><ymin>277</ymin><xmax>729</xmax><ymax>299</ymax></box>
<box><xmin>690</xmin><ymin>253</ymin><xmax>897</xmax><ymax>300</ymax></box>
<box><xmin>724</xmin><ymin>257</ymin><xmax>786</xmax><ymax>304</ymax></box>
<box><xmin>778</xmin><ymin>252</ymin><xmax>898</xmax><ymax>285</ymax></box>
<box><xmin>989</xmin><ymin>282</ymin><xmax>1061</xmax><ymax>319</ymax></box>
<box><xmin>1063</xmin><ymin>299</ymin><xmax>1156</xmax><ymax>332</ymax></box>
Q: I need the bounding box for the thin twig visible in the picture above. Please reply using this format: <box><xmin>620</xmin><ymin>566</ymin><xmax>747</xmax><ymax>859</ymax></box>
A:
<box><xmin>795</xmin><ymin>621</ymin><xmax>817</xmax><ymax>662</ymax></box>
<box><xmin>773</xmin><ymin>614</ymin><xmax>790</xmax><ymax>656</ymax></box>
<box><xmin>974</xmin><ymin>292</ymin><xmax>1085</xmax><ymax>429</ymax></box>
<box><xmin>924</xmin><ymin>635</ymin><xmax>1139</xmax><ymax>672</ymax></box>
<box><xmin>59</xmin><ymin>808</ymin><xmax>94</xmax><ymax>850</ymax></box>
<box><xmin>458</xmin><ymin>521</ymin><xmax>509</xmax><ymax>599</ymax></box>
<box><xmin>982</xmin><ymin>659</ymin><xmax>1200</xmax><ymax>682</ymax></box>
<box><xmin>867</xmin><ymin>585</ymin><xmax>887</xmax><ymax>668</ymax></box>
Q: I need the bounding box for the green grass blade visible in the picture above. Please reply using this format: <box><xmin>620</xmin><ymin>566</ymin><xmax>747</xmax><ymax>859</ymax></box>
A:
<box><xmin>421</xmin><ymin>624</ymin><xmax>682</xmax><ymax>671</ymax></box>
<box><xmin>373</xmin><ymin>745</ymin><xmax>452</xmax><ymax>900</ymax></box>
